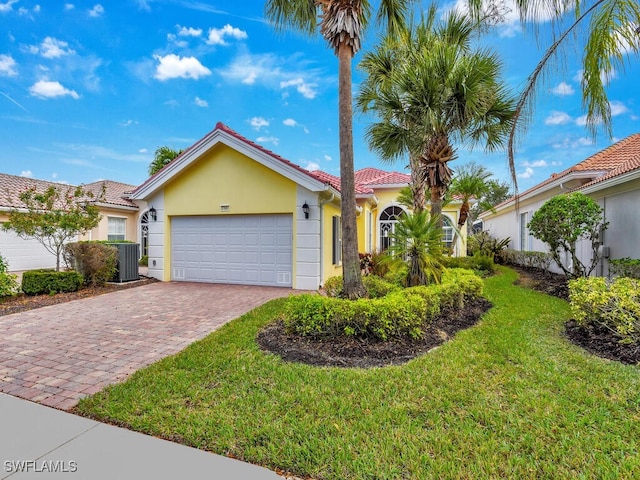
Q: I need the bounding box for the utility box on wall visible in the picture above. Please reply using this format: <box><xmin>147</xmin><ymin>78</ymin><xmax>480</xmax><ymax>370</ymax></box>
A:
<box><xmin>107</xmin><ymin>243</ymin><xmax>140</xmax><ymax>282</ymax></box>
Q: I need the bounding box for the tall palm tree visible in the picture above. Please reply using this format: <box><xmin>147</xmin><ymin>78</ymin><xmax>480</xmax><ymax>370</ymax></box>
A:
<box><xmin>265</xmin><ymin>0</ymin><xmax>411</xmax><ymax>299</ymax></box>
<box><xmin>357</xmin><ymin>7</ymin><xmax>516</xmax><ymax>220</ymax></box>
<box><xmin>148</xmin><ymin>146</ymin><xmax>183</xmax><ymax>175</ymax></box>
<box><xmin>466</xmin><ymin>0</ymin><xmax>640</xmax><ymax>188</ymax></box>
<box><xmin>450</xmin><ymin>162</ymin><xmax>492</xmax><ymax>229</ymax></box>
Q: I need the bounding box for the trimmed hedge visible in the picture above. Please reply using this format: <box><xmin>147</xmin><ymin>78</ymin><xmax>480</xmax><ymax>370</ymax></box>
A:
<box><xmin>443</xmin><ymin>253</ymin><xmax>495</xmax><ymax>275</ymax></box>
<box><xmin>21</xmin><ymin>269</ymin><xmax>83</xmax><ymax>295</ymax></box>
<box><xmin>286</xmin><ymin>268</ymin><xmax>484</xmax><ymax>341</ymax></box>
<box><xmin>0</xmin><ymin>254</ymin><xmax>19</xmax><ymax>298</ymax></box>
<box><xmin>569</xmin><ymin>276</ymin><xmax>640</xmax><ymax>344</ymax></box>
<box><xmin>609</xmin><ymin>258</ymin><xmax>640</xmax><ymax>279</ymax></box>
<box><xmin>322</xmin><ymin>275</ymin><xmax>399</xmax><ymax>299</ymax></box>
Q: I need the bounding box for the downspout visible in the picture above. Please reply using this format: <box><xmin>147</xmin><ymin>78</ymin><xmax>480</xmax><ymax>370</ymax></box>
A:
<box><xmin>318</xmin><ymin>192</ymin><xmax>335</xmax><ymax>288</ymax></box>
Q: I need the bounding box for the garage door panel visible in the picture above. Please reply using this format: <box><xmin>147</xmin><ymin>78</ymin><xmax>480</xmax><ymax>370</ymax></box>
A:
<box><xmin>172</xmin><ymin>214</ymin><xmax>292</xmax><ymax>287</ymax></box>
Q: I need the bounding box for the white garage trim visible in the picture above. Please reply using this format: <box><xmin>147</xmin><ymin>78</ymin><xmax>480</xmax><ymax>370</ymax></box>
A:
<box><xmin>171</xmin><ymin>214</ymin><xmax>293</xmax><ymax>287</ymax></box>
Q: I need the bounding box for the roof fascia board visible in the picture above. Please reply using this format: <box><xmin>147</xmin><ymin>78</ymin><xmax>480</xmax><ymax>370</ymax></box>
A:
<box><xmin>580</xmin><ymin>169</ymin><xmax>640</xmax><ymax>194</ymax></box>
<box><xmin>132</xmin><ymin>129</ymin><xmax>327</xmax><ymax>199</ymax></box>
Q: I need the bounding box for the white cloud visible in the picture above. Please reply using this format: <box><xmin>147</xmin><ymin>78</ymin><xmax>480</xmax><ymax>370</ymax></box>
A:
<box><xmin>153</xmin><ymin>54</ymin><xmax>211</xmax><ymax>80</ymax></box>
<box><xmin>552</xmin><ymin>136</ymin><xmax>594</xmax><ymax>150</ymax></box>
<box><xmin>249</xmin><ymin>116</ymin><xmax>269</xmax><ymax>130</ymax></box>
<box><xmin>119</xmin><ymin>119</ymin><xmax>138</xmax><ymax>127</ymax></box>
<box><xmin>283</xmin><ymin>118</ymin><xmax>298</xmax><ymax>127</ymax></box>
<box><xmin>256</xmin><ymin>136</ymin><xmax>279</xmax><ymax>146</ymax></box>
<box><xmin>20</xmin><ymin>170</ymin><xmax>33</xmax><ymax>177</ymax></box>
<box><xmin>550</xmin><ymin>82</ymin><xmax>574</xmax><ymax>96</ymax></box>
<box><xmin>609</xmin><ymin>100</ymin><xmax>628</xmax><ymax>117</ymax></box>
<box><xmin>575</xmin><ymin>114</ymin><xmax>603</xmax><ymax>127</ymax></box>
<box><xmin>177</xmin><ymin>25</ymin><xmax>202</xmax><ymax>37</ymax></box>
<box><xmin>89</xmin><ymin>4</ymin><xmax>103</xmax><ymax>17</ymax></box>
<box><xmin>522</xmin><ymin>160</ymin><xmax>548</xmax><ymax>168</ymax></box>
<box><xmin>517</xmin><ymin>167</ymin><xmax>534</xmax><ymax>179</ymax></box>
<box><xmin>139</xmin><ymin>148</ymin><xmax>148</xmax><ymax>154</ymax></box>
<box><xmin>33</xmin><ymin>4</ymin><xmax>40</xmax><ymax>12</ymax></box>
<box><xmin>64</xmin><ymin>3</ymin><xmax>74</xmax><ymax>10</ymax></box>
<box><xmin>0</xmin><ymin>54</ymin><xmax>17</xmax><ymax>76</ymax></box>
<box><xmin>0</xmin><ymin>0</ymin><xmax>18</xmax><ymax>13</ymax></box>
<box><xmin>206</xmin><ymin>24</ymin><xmax>247</xmax><ymax>45</ymax></box>
<box><xmin>51</xmin><ymin>172</ymin><xmax>58</xmax><ymax>179</ymax></box>
<box><xmin>280</xmin><ymin>78</ymin><xmax>317</xmax><ymax>99</ymax></box>
<box><xmin>544</xmin><ymin>111</ymin><xmax>572</xmax><ymax>125</ymax></box>
<box><xmin>34</xmin><ymin>37</ymin><xmax>76</xmax><ymax>59</ymax></box>
<box><xmin>304</xmin><ymin>161</ymin><xmax>320</xmax><ymax>171</ymax></box>
<box><xmin>324</xmin><ymin>154</ymin><xmax>332</xmax><ymax>161</ymax></box>
<box><xmin>194</xmin><ymin>96</ymin><xmax>208</xmax><ymax>107</ymax></box>
<box><xmin>29</xmin><ymin>80</ymin><xmax>79</xmax><ymax>99</ymax></box>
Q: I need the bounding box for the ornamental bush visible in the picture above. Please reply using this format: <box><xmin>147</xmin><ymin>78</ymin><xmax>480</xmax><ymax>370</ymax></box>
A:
<box><xmin>21</xmin><ymin>269</ymin><xmax>83</xmax><ymax>295</ymax></box>
<box><xmin>323</xmin><ymin>274</ymin><xmax>398</xmax><ymax>299</ymax></box>
<box><xmin>64</xmin><ymin>242</ymin><xmax>118</xmax><ymax>286</ymax></box>
<box><xmin>609</xmin><ymin>258</ymin><xmax>640</xmax><ymax>279</ymax></box>
<box><xmin>569</xmin><ymin>276</ymin><xmax>640</xmax><ymax>344</ymax></box>
<box><xmin>0</xmin><ymin>254</ymin><xmax>19</xmax><ymax>298</ymax></box>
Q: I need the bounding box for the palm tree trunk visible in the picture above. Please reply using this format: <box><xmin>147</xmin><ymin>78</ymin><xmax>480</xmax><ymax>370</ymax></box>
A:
<box><xmin>338</xmin><ymin>42</ymin><xmax>366</xmax><ymax>299</ymax></box>
<box><xmin>410</xmin><ymin>155</ymin><xmax>426</xmax><ymax>212</ymax></box>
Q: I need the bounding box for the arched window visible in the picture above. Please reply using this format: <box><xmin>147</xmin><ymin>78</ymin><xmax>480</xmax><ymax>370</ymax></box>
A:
<box><xmin>140</xmin><ymin>211</ymin><xmax>150</xmax><ymax>257</ymax></box>
<box><xmin>442</xmin><ymin>215</ymin><xmax>454</xmax><ymax>249</ymax></box>
<box><xmin>379</xmin><ymin>205</ymin><xmax>405</xmax><ymax>251</ymax></box>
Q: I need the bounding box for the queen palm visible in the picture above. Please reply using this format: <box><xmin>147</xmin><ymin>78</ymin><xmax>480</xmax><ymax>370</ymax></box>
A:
<box><xmin>357</xmin><ymin>7</ymin><xmax>516</xmax><ymax>220</ymax></box>
<box><xmin>450</xmin><ymin>162</ymin><xmax>492</xmax><ymax>229</ymax></box>
<box><xmin>265</xmin><ymin>0</ymin><xmax>412</xmax><ymax>299</ymax></box>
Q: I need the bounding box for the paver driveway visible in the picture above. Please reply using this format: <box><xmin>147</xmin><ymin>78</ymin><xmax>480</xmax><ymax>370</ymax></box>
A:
<box><xmin>0</xmin><ymin>282</ymin><xmax>294</xmax><ymax>410</ymax></box>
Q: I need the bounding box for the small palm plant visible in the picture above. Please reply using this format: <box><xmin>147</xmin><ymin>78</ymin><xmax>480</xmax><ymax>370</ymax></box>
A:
<box><xmin>385</xmin><ymin>210</ymin><xmax>445</xmax><ymax>287</ymax></box>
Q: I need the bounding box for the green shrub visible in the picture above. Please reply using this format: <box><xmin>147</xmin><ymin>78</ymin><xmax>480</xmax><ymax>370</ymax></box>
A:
<box><xmin>404</xmin><ymin>285</ymin><xmax>441</xmax><ymax>323</ymax></box>
<box><xmin>609</xmin><ymin>258</ymin><xmax>640</xmax><ymax>279</ymax></box>
<box><xmin>64</xmin><ymin>242</ymin><xmax>118</xmax><ymax>286</ymax></box>
<box><xmin>0</xmin><ymin>254</ymin><xmax>19</xmax><ymax>298</ymax></box>
<box><xmin>362</xmin><ymin>275</ymin><xmax>399</xmax><ymax>298</ymax></box>
<box><xmin>467</xmin><ymin>232</ymin><xmax>510</xmax><ymax>260</ymax></box>
<box><xmin>21</xmin><ymin>269</ymin><xmax>83</xmax><ymax>295</ymax></box>
<box><xmin>443</xmin><ymin>253</ymin><xmax>495</xmax><ymax>274</ymax></box>
<box><xmin>283</xmin><ymin>291</ymin><xmax>427</xmax><ymax>341</ymax></box>
<box><xmin>569</xmin><ymin>277</ymin><xmax>640</xmax><ymax>344</ymax></box>
<box><xmin>384</xmin><ymin>262</ymin><xmax>409</xmax><ymax>287</ymax></box>
<box><xmin>322</xmin><ymin>275</ymin><xmax>343</xmax><ymax>298</ymax></box>
<box><xmin>139</xmin><ymin>255</ymin><xmax>149</xmax><ymax>267</ymax></box>
<box><xmin>501</xmin><ymin>249</ymin><xmax>554</xmax><ymax>273</ymax></box>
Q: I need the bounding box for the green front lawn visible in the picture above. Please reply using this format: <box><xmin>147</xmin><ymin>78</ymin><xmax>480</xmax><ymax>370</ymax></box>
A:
<box><xmin>76</xmin><ymin>267</ymin><xmax>640</xmax><ymax>479</ymax></box>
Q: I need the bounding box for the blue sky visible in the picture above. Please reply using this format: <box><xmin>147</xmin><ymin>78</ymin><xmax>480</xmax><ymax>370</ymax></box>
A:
<box><xmin>1</xmin><ymin>0</ymin><xmax>638</xmax><ymax>190</ymax></box>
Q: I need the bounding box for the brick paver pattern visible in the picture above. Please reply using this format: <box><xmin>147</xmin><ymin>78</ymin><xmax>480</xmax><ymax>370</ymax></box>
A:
<box><xmin>0</xmin><ymin>282</ymin><xmax>293</xmax><ymax>410</ymax></box>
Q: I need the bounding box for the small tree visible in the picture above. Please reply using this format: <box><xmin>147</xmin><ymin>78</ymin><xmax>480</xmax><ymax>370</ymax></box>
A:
<box><xmin>2</xmin><ymin>185</ymin><xmax>103</xmax><ymax>271</ymax></box>
<box><xmin>528</xmin><ymin>192</ymin><xmax>608</xmax><ymax>278</ymax></box>
<box><xmin>148</xmin><ymin>146</ymin><xmax>183</xmax><ymax>175</ymax></box>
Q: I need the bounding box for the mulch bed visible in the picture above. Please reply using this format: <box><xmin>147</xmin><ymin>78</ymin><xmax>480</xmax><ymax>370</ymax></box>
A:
<box><xmin>257</xmin><ymin>298</ymin><xmax>492</xmax><ymax>368</ymax></box>
<box><xmin>0</xmin><ymin>276</ymin><xmax>158</xmax><ymax>317</ymax></box>
<box><xmin>508</xmin><ymin>264</ymin><xmax>639</xmax><ymax>365</ymax></box>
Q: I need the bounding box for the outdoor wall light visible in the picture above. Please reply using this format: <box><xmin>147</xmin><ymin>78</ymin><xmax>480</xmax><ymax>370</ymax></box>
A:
<box><xmin>302</xmin><ymin>202</ymin><xmax>310</xmax><ymax>219</ymax></box>
<box><xmin>149</xmin><ymin>207</ymin><xmax>157</xmax><ymax>221</ymax></box>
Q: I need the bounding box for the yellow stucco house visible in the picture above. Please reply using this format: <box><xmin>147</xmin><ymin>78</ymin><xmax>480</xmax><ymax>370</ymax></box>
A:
<box><xmin>131</xmin><ymin>123</ymin><xmax>465</xmax><ymax>290</ymax></box>
<box><xmin>0</xmin><ymin>173</ymin><xmax>144</xmax><ymax>271</ymax></box>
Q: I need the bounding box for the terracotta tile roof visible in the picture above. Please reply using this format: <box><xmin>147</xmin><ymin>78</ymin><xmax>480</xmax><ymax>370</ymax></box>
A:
<box><xmin>488</xmin><ymin>133</ymin><xmax>640</xmax><ymax>211</ymax></box>
<box><xmin>83</xmin><ymin>180</ymin><xmax>138</xmax><ymax>208</ymax></box>
<box><xmin>0</xmin><ymin>173</ymin><xmax>138</xmax><ymax>211</ymax></box>
<box><xmin>309</xmin><ymin>170</ymin><xmax>375</xmax><ymax>195</ymax></box>
<box><xmin>354</xmin><ymin>167</ymin><xmax>410</xmax><ymax>186</ymax></box>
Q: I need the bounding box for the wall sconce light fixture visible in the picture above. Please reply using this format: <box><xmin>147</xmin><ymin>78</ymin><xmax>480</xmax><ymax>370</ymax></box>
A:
<box><xmin>149</xmin><ymin>206</ymin><xmax>157</xmax><ymax>221</ymax></box>
<box><xmin>302</xmin><ymin>202</ymin><xmax>310</xmax><ymax>219</ymax></box>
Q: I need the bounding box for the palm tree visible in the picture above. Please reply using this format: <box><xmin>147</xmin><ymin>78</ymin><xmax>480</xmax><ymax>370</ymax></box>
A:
<box><xmin>148</xmin><ymin>146</ymin><xmax>183</xmax><ymax>175</ymax></box>
<box><xmin>449</xmin><ymin>162</ymin><xmax>492</xmax><ymax>229</ymax></box>
<box><xmin>385</xmin><ymin>210</ymin><xmax>444</xmax><ymax>286</ymax></box>
<box><xmin>265</xmin><ymin>0</ymin><xmax>411</xmax><ymax>299</ymax></box>
<box><xmin>357</xmin><ymin>7</ymin><xmax>516</xmax><ymax>220</ymax></box>
<box><xmin>466</xmin><ymin>0</ymin><xmax>640</xmax><ymax>188</ymax></box>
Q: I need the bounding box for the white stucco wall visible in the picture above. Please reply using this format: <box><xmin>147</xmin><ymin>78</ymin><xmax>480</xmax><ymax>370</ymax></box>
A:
<box><xmin>295</xmin><ymin>186</ymin><xmax>322</xmax><ymax>290</ymax></box>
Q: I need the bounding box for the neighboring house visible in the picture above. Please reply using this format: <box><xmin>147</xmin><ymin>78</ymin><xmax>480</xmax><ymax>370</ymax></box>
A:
<box><xmin>480</xmin><ymin>133</ymin><xmax>640</xmax><ymax>276</ymax></box>
<box><xmin>0</xmin><ymin>173</ymin><xmax>144</xmax><ymax>271</ymax></box>
<box><xmin>130</xmin><ymin>122</ymin><xmax>465</xmax><ymax>290</ymax></box>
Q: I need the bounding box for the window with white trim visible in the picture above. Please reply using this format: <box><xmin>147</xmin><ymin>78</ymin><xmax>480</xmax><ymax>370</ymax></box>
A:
<box><xmin>379</xmin><ymin>205</ymin><xmax>405</xmax><ymax>251</ymax></box>
<box><xmin>520</xmin><ymin>212</ymin><xmax>532</xmax><ymax>251</ymax></box>
<box><xmin>332</xmin><ymin>215</ymin><xmax>342</xmax><ymax>265</ymax></box>
<box><xmin>108</xmin><ymin>217</ymin><xmax>126</xmax><ymax>241</ymax></box>
<box><xmin>442</xmin><ymin>215</ymin><xmax>454</xmax><ymax>248</ymax></box>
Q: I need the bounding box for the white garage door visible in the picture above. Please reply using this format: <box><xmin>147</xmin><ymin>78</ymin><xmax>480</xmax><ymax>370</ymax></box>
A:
<box><xmin>171</xmin><ymin>214</ymin><xmax>293</xmax><ymax>287</ymax></box>
<box><xmin>0</xmin><ymin>230</ymin><xmax>57</xmax><ymax>271</ymax></box>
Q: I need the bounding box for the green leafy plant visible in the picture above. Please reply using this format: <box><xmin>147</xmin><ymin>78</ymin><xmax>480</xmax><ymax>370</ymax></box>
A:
<box><xmin>362</xmin><ymin>275</ymin><xmax>399</xmax><ymax>298</ymax></box>
<box><xmin>139</xmin><ymin>255</ymin><xmax>149</xmax><ymax>267</ymax></box>
<box><xmin>64</xmin><ymin>242</ymin><xmax>118</xmax><ymax>286</ymax></box>
<box><xmin>569</xmin><ymin>276</ymin><xmax>640</xmax><ymax>344</ymax></box>
<box><xmin>528</xmin><ymin>192</ymin><xmax>607</xmax><ymax>278</ymax></box>
<box><xmin>609</xmin><ymin>258</ymin><xmax>640</xmax><ymax>279</ymax></box>
<box><xmin>21</xmin><ymin>269</ymin><xmax>83</xmax><ymax>295</ymax></box>
<box><xmin>0</xmin><ymin>254</ymin><xmax>19</xmax><ymax>298</ymax></box>
<box><xmin>2</xmin><ymin>184</ymin><xmax>103</xmax><ymax>271</ymax></box>
<box><xmin>467</xmin><ymin>231</ymin><xmax>510</xmax><ymax>261</ymax></box>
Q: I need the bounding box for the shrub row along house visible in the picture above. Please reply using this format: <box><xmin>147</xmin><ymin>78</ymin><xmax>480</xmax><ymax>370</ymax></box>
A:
<box><xmin>2</xmin><ymin>123</ymin><xmax>465</xmax><ymax>289</ymax></box>
<box><xmin>480</xmin><ymin>133</ymin><xmax>640</xmax><ymax>277</ymax></box>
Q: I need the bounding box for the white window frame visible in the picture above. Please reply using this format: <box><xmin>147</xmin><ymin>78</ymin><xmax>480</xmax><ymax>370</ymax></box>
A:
<box><xmin>332</xmin><ymin>215</ymin><xmax>342</xmax><ymax>265</ymax></box>
<box><xmin>108</xmin><ymin>216</ymin><xmax>127</xmax><ymax>242</ymax></box>
<box><xmin>520</xmin><ymin>212</ymin><xmax>532</xmax><ymax>251</ymax></box>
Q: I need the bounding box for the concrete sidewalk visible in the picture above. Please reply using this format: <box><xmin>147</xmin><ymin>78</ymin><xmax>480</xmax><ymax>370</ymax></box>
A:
<box><xmin>0</xmin><ymin>393</ymin><xmax>282</xmax><ymax>479</ymax></box>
